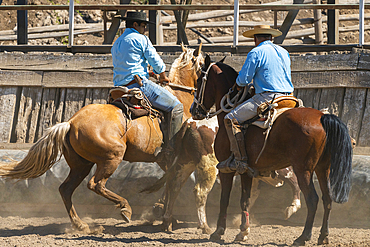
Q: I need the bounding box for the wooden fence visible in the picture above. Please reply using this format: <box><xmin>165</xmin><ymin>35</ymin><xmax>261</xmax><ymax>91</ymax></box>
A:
<box><xmin>0</xmin><ymin>50</ymin><xmax>369</xmax><ymax>154</ymax></box>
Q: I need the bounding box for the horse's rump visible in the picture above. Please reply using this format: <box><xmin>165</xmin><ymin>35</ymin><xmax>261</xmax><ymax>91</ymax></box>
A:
<box><xmin>245</xmin><ymin>107</ymin><xmax>326</xmax><ymax>172</ymax></box>
<box><xmin>68</xmin><ymin>104</ymin><xmax>162</xmax><ymax>163</ymax></box>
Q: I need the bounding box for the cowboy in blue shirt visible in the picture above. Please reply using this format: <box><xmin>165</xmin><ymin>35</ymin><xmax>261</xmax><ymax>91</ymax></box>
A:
<box><xmin>222</xmin><ymin>25</ymin><xmax>294</xmax><ymax>174</ymax></box>
<box><xmin>111</xmin><ymin>11</ymin><xmax>183</xmax><ymax>154</ymax></box>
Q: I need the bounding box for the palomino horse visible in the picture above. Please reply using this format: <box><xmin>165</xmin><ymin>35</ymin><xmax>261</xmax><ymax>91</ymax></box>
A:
<box><xmin>190</xmin><ymin>58</ymin><xmax>352</xmax><ymax>245</ymax></box>
<box><xmin>0</xmin><ymin>44</ymin><xmax>218</xmax><ymax>234</ymax></box>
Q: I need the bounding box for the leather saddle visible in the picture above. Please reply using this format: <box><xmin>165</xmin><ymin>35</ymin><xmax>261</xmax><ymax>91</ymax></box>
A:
<box><xmin>243</xmin><ymin>95</ymin><xmax>303</xmax><ymax>129</ymax></box>
<box><xmin>108</xmin><ymin>86</ymin><xmax>162</xmax><ymax>120</ymax></box>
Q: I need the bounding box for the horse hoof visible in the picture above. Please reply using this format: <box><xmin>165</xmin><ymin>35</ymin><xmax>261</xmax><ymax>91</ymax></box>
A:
<box><xmin>210</xmin><ymin>232</ymin><xmax>221</xmax><ymax>241</ymax></box>
<box><xmin>161</xmin><ymin>222</ymin><xmax>172</xmax><ymax>232</ymax></box>
<box><xmin>210</xmin><ymin>227</ymin><xmax>224</xmax><ymax>242</ymax></box>
<box><xmin>74</xmin><ymin>222</ymin><xmax>91</xmax><ymax>233</ymax></box>
<box><xmin>199</xmin><ymin>225</ymin><xmax>212</xmax><ymax>235</ymax></box>
<box><xmin>234</xmin><ymin>230</ymin><xmax>248</xmax><ymax>242</ymax></box>
<box><xmin>285</xmin><ymin>206</ymin><xmax>296</xmax><ymax>219</ymax></box>
<box><xmin>318</xmin><ymin>235</ymin><xmax>329</xmax><ymax>245</ymax></box>
<box><xmin>292</xmin><ymin>237</ymin><xmax>308</xmax><ymax>246</ymax></box>
<box><xmin>121</xmin><ymin>208</ymin><xmax>132</xmax><ymax>223</ymax></box>
<box><xmin>153</xmin><ymin>202</ymin><xmax>165</xmax><ymax>219</ymax></box>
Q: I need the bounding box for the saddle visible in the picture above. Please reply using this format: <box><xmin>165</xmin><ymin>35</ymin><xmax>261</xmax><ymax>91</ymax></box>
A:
<box><xmin>108</xmin><ymin>86</ymin><xmax>162</xmax><ymax>120</ymax></box>
<box><xmin>243</xmin><ymin>95</ymin><xmax>303</xmax><ymax>129</ymax></box>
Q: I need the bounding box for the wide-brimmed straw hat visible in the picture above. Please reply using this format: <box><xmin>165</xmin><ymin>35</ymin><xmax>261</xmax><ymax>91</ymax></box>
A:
<box><xmin>114</xmin><ymin>11</ymin><xmax>155</xmax><ymax>25</ymax></box>
<box><xmin>242</xmin><ymin>25</ymin><xmax>282</xmax><ymax>38</ymax></box>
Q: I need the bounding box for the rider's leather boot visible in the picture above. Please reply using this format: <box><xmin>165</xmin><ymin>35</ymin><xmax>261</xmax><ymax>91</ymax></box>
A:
<box><xmin>155</xmin><ymin>104</ymin><xmax>183</xmax><ymax>168</ymax></box>
<box><xmin>218</xmin><ymin>118</ymin><xmax>250</xmax><ymax>175</ymax></box>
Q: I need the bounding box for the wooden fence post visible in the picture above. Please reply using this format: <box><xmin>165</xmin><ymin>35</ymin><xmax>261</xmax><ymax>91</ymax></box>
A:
<box><xmin>313</xmin><ymin>0</ymin><xmax>323</xmax><ymax>45</ymax></box>
<box><xmin>149</xmin><ymin>0</ymin><xmax>157</xmax><ymax>44</ymax></box>
<box><xmin>327</xmin><ymin>0</ymin><xmax>339</xmax><ymax>44</ymax></box>
<box><xmin>17</xmin><ymin>0</ymin><xmax>28</xmax><ymax>45</ymax></box>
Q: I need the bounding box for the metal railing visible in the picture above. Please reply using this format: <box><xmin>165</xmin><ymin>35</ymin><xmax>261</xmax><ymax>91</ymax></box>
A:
<box><xmin>0</xmin><ymin>3</ymin><xmax>369</xmax><ymax>50</ymax></box>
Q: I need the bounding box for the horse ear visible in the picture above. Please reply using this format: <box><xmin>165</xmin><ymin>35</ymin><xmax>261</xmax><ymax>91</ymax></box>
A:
<box><xmin>205</xmin><ymin>53</ymin><xmax>211</xmax><ymax>68</ymax></box>
<box><xmin>219</xmin><ymin>56</ymin><xmax>226</xmax><ymax>63</ymax></box>
<box><xmin>193</xmin><ymin>43</ymin><xmax>202</xmax><ymax>57</ymax></box>
<box><xmin>181</xmin><ymin>43</ymin><xmax>186</xmax><ymax>52</ymax></box>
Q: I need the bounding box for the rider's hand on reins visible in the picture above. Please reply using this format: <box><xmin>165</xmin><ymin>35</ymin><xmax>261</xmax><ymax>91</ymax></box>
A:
<box><xmin>149</xmin><ymin>71</ymin><xmax>160</xmax><ymax>81</ymax></box>
<box><xmin>236</xmin><ymin>84</ymin><xmax>243</xmax><ymax>91</ymax></box>
<box><xmin>159</xmin><ymin>72</ymin><xmax>170</xmax><ymax>86</ymax></box>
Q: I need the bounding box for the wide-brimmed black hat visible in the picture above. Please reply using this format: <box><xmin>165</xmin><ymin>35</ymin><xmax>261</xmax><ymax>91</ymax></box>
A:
<box><xmin>114</xmin><ymin>11</ymin><xmax>155</xmax><ymax>25</ymax></box>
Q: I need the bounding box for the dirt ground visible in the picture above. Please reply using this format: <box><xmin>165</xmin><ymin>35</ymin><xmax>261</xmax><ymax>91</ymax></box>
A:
<box><xmin>0</xmin><ymin>216</ymin><xmax>369</xmax><ymax>246</ymax></box>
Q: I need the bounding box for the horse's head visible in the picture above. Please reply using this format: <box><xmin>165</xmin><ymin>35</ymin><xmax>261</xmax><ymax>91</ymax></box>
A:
<box><xmin>168</xmin><ymin>43</ymin><xmax>204</xmax><ymax>89</ymax></box>
<box><xmin>191</xmin><ymin>54</ymin><xmax>240</xmax><ymax>120</ymax></box>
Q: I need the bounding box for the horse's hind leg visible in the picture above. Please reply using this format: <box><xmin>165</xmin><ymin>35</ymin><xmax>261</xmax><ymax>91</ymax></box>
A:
<box><xmin>210</xmin><ymin>172</ymin><xmax>235</xmax><ymax>241</ymax></box>
<box><xmin>60</xmin><ymin>146</ymin><xmax>94</xmax><ymax>232</ymax></box>
<box><xmin>276</xmin><ymin>167</ymin><xmax>302</xmax><ymax>219</ymax></box>
<box><xmin>234</xmin><ymin>173</ymin><xmax>253</xmax><ymax>242</ymax></box>
<box><xmin>293</xmin><ymin>169</ymin><xmax>319</xmax><ymax>246</ymax></box>
<box><xmin>162</xmin><ymin>162</ymin><xmax>196</xmax><ymax>231</ymax></box>
<box><xmin>87</xmin><ymin>159</ymin><xmax>132</xmax><ymax>223</ymax></box>
<box><xmin>315</xmin><ymin>160</ymin><xmax>332</xmax><ymax>245</ymax></box>
<box><xmin>193</xmin><ymin>155</ymin><xmax>218</xmax><ymax>234</ymax></box>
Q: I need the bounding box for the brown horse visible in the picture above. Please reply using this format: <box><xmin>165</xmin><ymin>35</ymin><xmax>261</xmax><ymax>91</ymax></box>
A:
<box><xmin>0</xmin><ymin>44</ymin><xmax>218</xmax><ymax>234</ymax></box>
<box><xmin>190</xmin><ymin>57</ymin><xmax>353</xmax><ymax>245</ymax></box>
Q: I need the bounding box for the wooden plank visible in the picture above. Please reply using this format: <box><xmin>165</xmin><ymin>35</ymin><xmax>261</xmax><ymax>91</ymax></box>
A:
<box><xmin>290</xmin><ymin>53</ymin><xmax>358</xmax><ymax>72</ymax></box>
<box><xmin>0</xmin><ymin>87</ymin><xmax>18</xmax><ymax>143</ymax></box>
<box><xmin>54</xmin><ymin>89</ymin><xmax>66</xmax><ymax>124</ymax></box>
<box><xmin>341</xmin><ymin>88</ymin><xmax>367</xmax><ymax>143</ymax></box>
<box><xmin>318</xmin><ymin>88</ymin><xmax>345</xmax><ymax>117</ymax></box>
<box><xmin>0</xmin><ymin>53</ymin><xmax>112</xmax><ymax>71</ymax></box>
<box><xmin>85</xmin><ymin>88</ymin><xmax>94</xmax><ymax>106</ymax></box>
<box><xmin>37</xmin><ymin>88</ymin><xmax>58</xmax><ymax>140</ymax></box>
<box><xmin>295</xmin><ymin>88</ymin><xmax>322</xmax><ymax>109</ymax></box>
<box><xmin>358</xmin><ymin>89</ymin><xmax>370</xmax><ymax>147</ymax></box>
<box><xmin>92</xmin><ymin>88</ymin><xmax>109</xmax><ymax>104</ymax></box>
<box><xmin>357</xmin><ymin>53</ymin><xmax>370</xmax><ymax>70</ymax></box>
<box><xmin>14</xmin><ymin>87</ymin><xmax>42</xmax><ymax>143</ymax></box>
<box><xmin>0</xmin><ymin>70</ymin><xmax>42</xmax><ymax>86</ymax></box>
<box><xmin>42</xmin><ymin>70</ymin><xmax>113</xmax><ymax>88</ymax></box>
<box><xmin>292</xmin><ymin>71</ymin><xmax>370</xmax><ymax>89</ymax></box>
<box><xmin>62</xmin><ymin>89</ymin><xmax>86</xmax><ymax>121</ymax></box>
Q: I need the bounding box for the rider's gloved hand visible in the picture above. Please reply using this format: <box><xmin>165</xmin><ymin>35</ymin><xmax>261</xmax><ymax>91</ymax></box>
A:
<box><xmin>159</xmin><ymin>72</ymin><xmax>170</xmax><ymax>85</ymax></box>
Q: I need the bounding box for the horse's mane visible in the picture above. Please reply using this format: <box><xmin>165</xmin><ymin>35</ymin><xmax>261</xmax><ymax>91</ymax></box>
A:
<box><xmin>215</xmin><ymin>61</ymin><xmax>239</xmax><ymax>87</ymax></box>
<box><xmin>168</xmin><ymin>48</ymin><xmax>204</xmax><ymax>85</ymax></box>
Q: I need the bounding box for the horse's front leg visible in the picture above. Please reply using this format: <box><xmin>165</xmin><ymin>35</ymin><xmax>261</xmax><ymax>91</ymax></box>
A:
<box><xmin>210</xmin><ymin>171</ymin><xmax>235</xmax><ymax>241</ymax></box>
<box><xmin>234</xmin><ymin>173</ymin><xmax>253</xmax><ymax>242</ymax></box>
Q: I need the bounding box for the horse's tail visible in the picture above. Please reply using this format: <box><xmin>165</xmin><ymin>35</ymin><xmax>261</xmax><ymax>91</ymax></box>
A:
<box><xmin>0</xmin><ymin>122</ymin><xmax>71</xmax><ymax>180</ymax></box>
<box><xmin>320</xmin><ymin>114</ymin><xmax>352</xmax><ymax>203</ymax></box>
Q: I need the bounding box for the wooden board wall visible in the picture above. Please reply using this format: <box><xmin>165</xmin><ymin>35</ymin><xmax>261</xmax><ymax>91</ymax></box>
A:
<box><xmin>0</xmin><ymin>51</ymin><xmax>369</xmax><ymax>153</ymax></box>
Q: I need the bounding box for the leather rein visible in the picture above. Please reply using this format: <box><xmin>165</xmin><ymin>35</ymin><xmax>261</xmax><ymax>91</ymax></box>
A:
<box><xmin>193</xmin><ymin>62</ymin><xmax>251</xmax><ymax>119</ymax></box>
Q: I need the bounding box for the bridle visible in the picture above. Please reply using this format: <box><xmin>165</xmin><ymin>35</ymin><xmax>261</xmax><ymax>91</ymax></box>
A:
<box><xmin>193</xmin><ymin>62</ymin><xmax>250</xmax><ymax>119</ymax></box>
<box><xmin>192</xmin><ymin>62</ymin><xmax>216</xmax><ymax>118</ymax></box>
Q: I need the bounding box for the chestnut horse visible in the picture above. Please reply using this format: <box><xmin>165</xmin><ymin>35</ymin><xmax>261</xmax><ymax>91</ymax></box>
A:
<box><xmin>190</xmin><ymin>58</ymin><xmax>352</xmax><ymax>245</ymax></box>
<box><xmin>0</xmin><ymin>45</ymin><xmax>218</xmax><ymax>234</ymax></box>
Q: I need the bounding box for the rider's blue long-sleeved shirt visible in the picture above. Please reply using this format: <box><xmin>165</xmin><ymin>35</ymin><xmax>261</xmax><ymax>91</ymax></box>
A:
<box><xmin>236</xmin><ymin>40</ymin><xmax>294</xmax><ymax>94</ymax></box>
<box><xmin>111</xmin><ymin>28</ymin><xmax>166</xmax><ymax>86</ymax></box>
